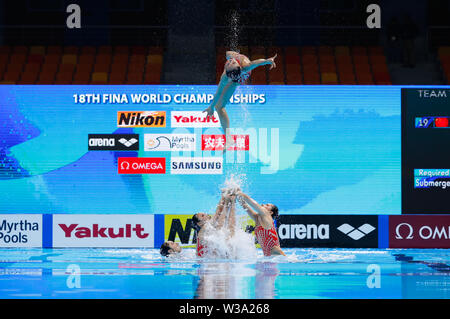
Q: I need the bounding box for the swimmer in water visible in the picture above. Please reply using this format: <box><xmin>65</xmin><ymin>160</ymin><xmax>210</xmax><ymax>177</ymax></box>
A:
<box><xmin>192</xmin><ymin>189</ymin><xmax>238</xmax><ymax>257</ymax></box>
<box><xmin>203</xmin><ymin>51</ymin><xmax>277</xmax><ymax>150</ymax></box>
<box><xmin>237</xmin><ymin>191</ymin><xmax>285</xmax><ymax>257</ymax></box>
<box><xmin>160</xmin><ymin>241</ymin><xmax>182</xmax><ymax>257</ymax></box>
<box><xmin>160</xmin><ymin>189</ymin><xmax>237</xmax><ymax>257</ymax></box>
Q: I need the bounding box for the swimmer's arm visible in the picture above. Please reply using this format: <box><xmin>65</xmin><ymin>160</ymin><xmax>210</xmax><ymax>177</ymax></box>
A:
<box><xmin>242</xmin><ymin>54</ymin><xmax>277</xmax><ymax>72</ymax></box>
<box><xmin>228</xmin><ymin>196</ymin><xmax>236</xmax><ymax>236</ymax></box>
<box><xmin>212</xmin><ymin>194</ymin><xmax>226</xmax><ymax>223</ymax></box>
<box><xmin>238</xmin><ymin>193</ymin><xmax>269</xmax><ymax>217</ymax></box>
<box><xmin>238</xmin><ymin>195</ymin><xmax>258</xmax><ymax>221</ymax></box>
<box><xmin>215</xmin><ymin>197</ymin><xmax>230</xmax><ymax>229</ymax></box>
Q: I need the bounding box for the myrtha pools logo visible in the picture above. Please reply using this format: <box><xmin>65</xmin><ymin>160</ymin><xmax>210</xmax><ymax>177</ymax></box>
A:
<box><xmin>144</xmin><ymin>134</ymin><xmax>196</xmax><ymax>151</ymax></box>
<box><xmin>0</xmin><ymin>215</ymin><xmax>42</xmax><ymax>247</ymax></box>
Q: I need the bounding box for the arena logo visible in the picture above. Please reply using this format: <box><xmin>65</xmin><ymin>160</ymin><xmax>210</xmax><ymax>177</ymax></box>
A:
<box><xmin>171</xmin><ymin>157</ymin><xmax>223</xmax><ymax>174</ymax></box>
<box><xmin>0</xmin><ymin>215</ymin><xmax>42</xmax><ymax>247</ymax></box>
<box><xmin>89</xmin><ymin>138</ymin><xmax>114</xmax><ymax>147</ymax></box>
<box><xmin>278</xmin><ymin>224</ymin><xmax>329</xmax><ymax>240</ymax></box>
<box><xmin>389</xmin><ymin>216</ymin><xmax>450</xmax><ymax>248</ymax></box>
<box><xmin>88</xmin><ymin>134</ymin><xmax>139</xmax><ymax>151</ymax></box>
<box><xmin>58</xmin><ymin>224</ymin><xmax>149</xmax><ymax>239</ymax></box>
<box><xmin>144</xmin><ymin>134</ymin><xmax>196</xmax><ymax>152</ymax></box>
<box><xmin>119</xmin><ymin>138</ymin><xmax>138</xmax><ymax>148</ymax></box>
<box><xmin>117</xmin><ymin>111</ymin><xmax>166</xmax><ymax>127</ymax></box>
<box><xmin>278</xmin><ymin>215</ymin><xmax>378</xmax><ymax>248</ymax></box>
<box><xmin>118</xmin><ymin>157</ymin><xmax>166</xmax><ymax>174</ymax></box>
<box><xmin>337</xmin><ymin>223</ymin><xmax>375</xmax><ymax>240</ymax></box>
<box><xmin>171</xmin><ymin>111</ymin><xmax>221</xmax><ymax>128</ymax></box>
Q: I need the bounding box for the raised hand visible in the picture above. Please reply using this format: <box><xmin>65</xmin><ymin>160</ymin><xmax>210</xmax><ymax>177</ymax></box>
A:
<box><xmin>267</xmin><ymin>54</ymin><xmax>277</xmax><ymax>70</ymax></box>
<box><xmin>203</xmin><ymin>106</ymin><xmax>214</xmax><ymax>117</ymax></box>
<box><xmin>237</xmin><ymin>194</ymin><xmax>247</xmax><ymax>207</ymax></box>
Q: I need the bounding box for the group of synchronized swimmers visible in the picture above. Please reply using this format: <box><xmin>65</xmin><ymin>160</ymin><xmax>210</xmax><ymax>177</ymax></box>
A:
<box><xmin>160</xmin><ymin>50</ymin><xmax>281</xmax><ymax>258</ymax></box>
<box><xmin>160</xmin><ymin>188</ymin><xmax>285</xmax><ymax>258</ymax></box>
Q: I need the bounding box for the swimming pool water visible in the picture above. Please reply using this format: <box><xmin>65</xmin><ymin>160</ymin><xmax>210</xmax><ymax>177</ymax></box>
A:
<box><xmin>0</xmin><ymin>248</ymin><xmax>448</xmax><ymax>299</ymax></box>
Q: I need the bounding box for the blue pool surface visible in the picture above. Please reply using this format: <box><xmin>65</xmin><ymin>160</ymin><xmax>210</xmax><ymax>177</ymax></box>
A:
<box><xmin>0</xmin><ymin>248</ymin><xmax>448</xmax><ymax>299</ymax></box>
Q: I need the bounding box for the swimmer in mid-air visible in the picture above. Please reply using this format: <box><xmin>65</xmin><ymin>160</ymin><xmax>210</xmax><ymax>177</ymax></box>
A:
<box><xmin>237</xmin><ymin>191</ymin><xmax>285</xmax><ymax>257</ymax></box>
<box><xmin>203</xmin><ymin>50</ymin><xmax>277</xmax><ymax>150</ymax></box>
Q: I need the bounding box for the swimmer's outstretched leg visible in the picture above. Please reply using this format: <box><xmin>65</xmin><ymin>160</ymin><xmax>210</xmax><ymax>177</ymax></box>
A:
<box><xmin>215</xmin><ymin>106</ymin><xmax>235</xmax><ymax>152</ymax></box>
<box><xmin>215</xmin><ymin>106</ymin><xmax>230</xmax><ymax>137</ymax></box>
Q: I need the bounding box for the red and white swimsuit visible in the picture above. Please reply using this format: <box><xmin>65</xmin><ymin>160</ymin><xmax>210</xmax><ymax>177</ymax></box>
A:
<box><xmin>255</xmin><ymin>222</ymin><xmax>280</xmax><ymax>256</ymax></box>
<box><xmin>196</xmin><ymin>237</ymin><xmax>207</xmax><ymax>257</ymax></box>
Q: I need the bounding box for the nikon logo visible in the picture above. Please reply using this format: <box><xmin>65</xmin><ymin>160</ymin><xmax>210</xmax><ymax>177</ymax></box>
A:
<box><xmin>117</xmin><ymin>111</ymin><xmax>166</xmax><ymax>127</ymax></box>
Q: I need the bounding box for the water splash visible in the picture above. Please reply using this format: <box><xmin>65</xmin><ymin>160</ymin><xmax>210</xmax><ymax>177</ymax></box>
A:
<box><xmin>202</xmin><ymin>224</ymin><xmax>257</xmax><ymax>260</ymax></box>
<box><xmin>227</xmin><ymin>10</ymin><xmax>241</xmax><ymax>52</ymax></box>
<box><xmin>233</xmin><ymin>86</ymin><xmax>252</xmax><ymax>127</ymax></box>
<box><xmin>221</xmin><ymin>173</ymin><xmax>247</xmax><ymax>191</ymax></box>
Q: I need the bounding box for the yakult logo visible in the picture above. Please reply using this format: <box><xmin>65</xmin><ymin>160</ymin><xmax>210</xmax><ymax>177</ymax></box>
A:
<box><xmin>53</xmin><ymin>215</ymin><xmax>155</xmax><ymax>248</ymax></box>
<box><xmin>59</xmin><ymin>224</ymin><xmax>149</xmax><ymax>239</ymax></box>
<box><xmin>118</xmin><ymin>157</ymin><xmax>165</xmax><ymax>174</ymax></box>
<box><xmin>171</xmin><ymin>111</ymin><xmax>221</xmax><ymax>128</ymax></box>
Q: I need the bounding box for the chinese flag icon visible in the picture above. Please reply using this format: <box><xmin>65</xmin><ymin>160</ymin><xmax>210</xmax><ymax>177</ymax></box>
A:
<box><xmin>435</xmin><ymin>117</ymin><xmax>449</xmax><ymax>128</ymax></box>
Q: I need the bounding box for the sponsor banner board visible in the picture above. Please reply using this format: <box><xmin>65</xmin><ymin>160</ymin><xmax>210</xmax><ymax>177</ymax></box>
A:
<box><xmin>171</xmin><ymin>111</ymin><xmax>221</xmax><ymax>128</ymax></box>
<box><xmin>0</xmin><ymin>214</ymin><xmax>42</xmax><ymax>247</ymax></box>
<box><xmin>117</xmin><ymin>111</ymin><xmax>166</xmax><ymax>128</ymax></box>
<box><xmin>170</xmin><ymin>157</ymin><xmax>223</xmax><ymax>174</ymax></box>
<box><xmin>144</xmin><ymin>134</ymin><xmax>196</xmax><ymax>151</ymax></box>
<box><xmin>52</xmin><ymin>214</ymin><xmax>154</xmax><ymax>248</ymax></box>
<box><xmin>278</xmin><ymin>215</ymin><xmax>378</xmax><ymax>248</ymax></box>
<box><xmin>118</xmin><ymin>157</ymin><xmax>166</xmax><ymax>174</ymax></box>
<box><xmin>88</xmin><ymin>134</ymin><xmax>139</xmax><ymax>151</ymax></box>
<box><xmin>389</xmin><ymin>215</ymin><xmax>450</xmax><ymax>248</ymax></box>
<box><xmin>201</xmin><ymin>134</ymin><xmax>249</xmax><ymax>151</ymax></box>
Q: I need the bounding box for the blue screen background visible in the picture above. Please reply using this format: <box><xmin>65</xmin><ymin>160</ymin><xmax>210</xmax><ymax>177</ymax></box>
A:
<box><xmin>0</xmin><ymin>85</ymin><xmax>401</xmax><ymax>215</ymax></box>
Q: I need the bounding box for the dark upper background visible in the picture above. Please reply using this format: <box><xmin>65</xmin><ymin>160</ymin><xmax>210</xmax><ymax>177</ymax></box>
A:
<box><xmin>0</xmin><ymin>0</ymin><xmax>448</xmax><ymax>85</ymax></box>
